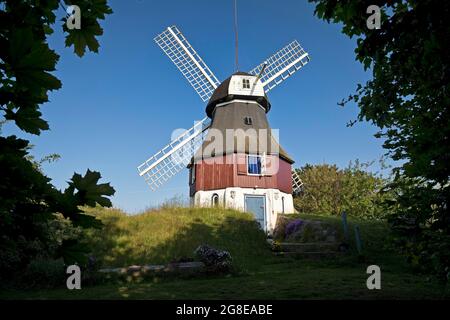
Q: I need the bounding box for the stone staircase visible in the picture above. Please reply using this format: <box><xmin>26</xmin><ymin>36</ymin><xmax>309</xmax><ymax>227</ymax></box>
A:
<box><xmin>269</xmin><ymin>240</ymin><xmax>342</xmax><ymax>259</ymax></box>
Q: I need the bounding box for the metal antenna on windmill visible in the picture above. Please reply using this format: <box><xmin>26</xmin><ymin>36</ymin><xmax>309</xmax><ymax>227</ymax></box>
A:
<box><xmin>233</xmin><ymin>0</ymin><xmax>239</xmax><ymax>72</ymax></box>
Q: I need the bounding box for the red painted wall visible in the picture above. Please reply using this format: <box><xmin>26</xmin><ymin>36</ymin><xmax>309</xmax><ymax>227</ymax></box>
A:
<box><xmin>190</xmin><ymin>153</ymin><xmax>292</xmax><ymax>195</ymax></box>
<box><xmin>277</xmin><ymin>157</ymin><xmax>293</xmax><ymax>194</ymax></box>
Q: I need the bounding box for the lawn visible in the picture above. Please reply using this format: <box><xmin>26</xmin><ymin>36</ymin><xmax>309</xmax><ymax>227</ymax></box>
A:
<box><xmin>1</xmin><ymin>207</ymin><xmax>449</xmax><ymax>300</ymax></box>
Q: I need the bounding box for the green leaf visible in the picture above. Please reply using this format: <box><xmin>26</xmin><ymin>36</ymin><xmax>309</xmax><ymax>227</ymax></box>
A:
<box><xmin>8</xmin><ymin>29</ymin><xmax>61</xmax><ymax>93</ymax></box>
<box><xmin>68</xmin><ymin>169</ymin><xmax>115</xmax><ymax>207</ymax></box>
<box><xmin>64</xmin><ymin>21</ymin><xmax>103</xmax><ymax>57</ymax></box>
<box><xmin>4</xmin><ymin>107</ymin><xmax>49</xmax><ymax>135</ymax></box>
<box><xmin>72</xmin><ymin>213</ymin><xmax>103</xmax><ymax>229</ymax></box>
<box><xmin>65</xmin><ymin>30</ymin><xmax>87</xmax><ymax>57</ymax></box>
<box><xmin>62</xmin><ymin>0</ymin><xmax>113</xmax><ymax>57</ymax></box>
<box><xmin>8</xmin><ymin>28</ymin><xmax>33</xmax><ymax>62</ymax></box>
<box><xmin>4</xmin><ymin>28</ymin><xmax>61</xmax><ymax>134</ymax></box>
<box><xmin>58</xmin><ymin>239</ymin><xmax>89</xmax><ymax>265</ymax></box>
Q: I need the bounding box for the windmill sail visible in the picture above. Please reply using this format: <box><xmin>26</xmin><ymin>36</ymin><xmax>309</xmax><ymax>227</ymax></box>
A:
<box><xmin>138</xmin><ymin>118</ymin><xmax>210</xmax><ymax>191</ymax></box>
<box><xmin>154</xmin><ymin>26</ymin><xmax>220</xmax><ymax>102</ymax></box>
<box><xmin>249</xmin><ymin>40</ymin><xmax>310</xmax><ymax>93</ymax></box>
<box><xmin>292</xmin><ymin>170</ymin><xmax>304</xmax><ymax>195</ymax></box>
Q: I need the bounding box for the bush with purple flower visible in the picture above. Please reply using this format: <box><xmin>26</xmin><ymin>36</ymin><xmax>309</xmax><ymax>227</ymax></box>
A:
<box><xmin>285</xmin><ymin>219</ymin><xmax>303</xmax><ymax>239</ymax></box>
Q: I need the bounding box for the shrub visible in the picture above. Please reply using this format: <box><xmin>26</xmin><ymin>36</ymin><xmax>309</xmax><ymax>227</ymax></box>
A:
<box><xmin>293</xmin><ymin>160</ymin><xmax>391</xmax><ymax>219</ymax></box>
<box><xmin>386</xmin><ymin>178</ymin><xmax>450</xmax><ymax>281</ymax></box>
<box><xmin>0</xmin><ymin>1</ymin><xmax>113</xmax><ymax>287</ymax></box>
<box><xmin>21</xmin><ymin>258</ymin><xmax>66</xmax><ymax>288</ymax></box>
<box><xmin>194</xmin><ymin>244</ymin><xmax>233</xmax><ymax>274</ymax></box>
<box><xmin>285</xmin><ymin>219</ymin><xmax>303</xmax><ymax>239</ymax></box>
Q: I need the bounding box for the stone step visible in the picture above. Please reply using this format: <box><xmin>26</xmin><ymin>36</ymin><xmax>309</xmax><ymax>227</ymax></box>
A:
<box><xmin>99</xmin><ymin>261</ymin><xmax>205</xmax><ymax>276</ymax></box>
<box><xmin>277</xmin><ymin>242</ymin><xmax>340</xmax><ymax>253</ymax></box>
<box><xmin>273</xmin><ymin>251</ymin><xmax>340</xmax><ymax>259</ymax></box>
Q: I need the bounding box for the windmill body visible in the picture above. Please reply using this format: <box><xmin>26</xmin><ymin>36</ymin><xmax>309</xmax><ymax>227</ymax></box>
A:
<box><xmin>189</xmin><ymin>72</ymin><xmax>295</xmax><ymax>232</ymax></box>
<box><xmin>138</xmin><ymin>26</ymin><xmax>309</xmax><ymax>234</ymax></box>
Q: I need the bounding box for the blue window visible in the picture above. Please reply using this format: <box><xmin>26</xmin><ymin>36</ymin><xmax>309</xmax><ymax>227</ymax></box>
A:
<box><xmin>247</xmin><ymin>155</ymin><xmax>262</xmax><ymax>175</ymax></box>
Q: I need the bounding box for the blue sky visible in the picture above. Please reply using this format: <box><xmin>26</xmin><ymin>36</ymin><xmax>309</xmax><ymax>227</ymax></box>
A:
<box><xmin>4</xmin><ymin>0</ymin><xmax>388</xmax><ymax>213</ymax></box>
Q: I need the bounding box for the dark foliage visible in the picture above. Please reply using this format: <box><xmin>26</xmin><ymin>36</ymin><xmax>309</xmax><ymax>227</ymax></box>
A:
<box><xmin>308</xmin><ymin>0</ymin><xmax>450</xmax><ymax>280</ymax></box>
<box><xmin>0</xmin><ymin>0</ymin><xmax>113</xmax><ymax>282</ymax></box>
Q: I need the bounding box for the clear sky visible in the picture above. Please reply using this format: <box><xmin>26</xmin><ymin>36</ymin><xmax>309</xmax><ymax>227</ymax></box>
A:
<box><xmin>4</xmin><ymin>0</ymin><xmax>388</xmax><ymax>213</ymax></box>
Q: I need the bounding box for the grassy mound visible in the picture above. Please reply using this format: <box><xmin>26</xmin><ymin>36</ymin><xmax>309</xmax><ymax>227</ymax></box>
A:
<box><xmin>84</xmin><ymin>206</ymin><xmax>273</xmax><ymax>271</ymax></box>
<box><xmin>3</xmin><ymin>209</ymin><xmax>450</xmax><ymax>299</ymax></box>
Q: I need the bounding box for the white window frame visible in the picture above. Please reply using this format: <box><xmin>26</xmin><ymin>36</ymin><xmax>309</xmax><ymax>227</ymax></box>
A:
<box><xmin>246</xmin><ymin>154</ymin><xmax>266</xmax><ymax>176</ymax></box>
<box><xmin>242</xmin><ymin>78</ymin><xmax>251</xmax><ymax>89</ymax></box>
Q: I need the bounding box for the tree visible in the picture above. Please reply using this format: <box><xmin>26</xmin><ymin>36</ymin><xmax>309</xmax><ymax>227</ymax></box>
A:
<box><xmin>0</xmin><ymin>0</ymin><xmax>114</xmax><ymax>279</ymax></box>
<box><xmin>294</xmin><ymin>164</ymin><xmax>344</xmax><ymax>215</ymax></box>
<box><xmin>308</xmin><ymin>0</ymin><xmax>450</xmax><ymax>279</ymax></box>
<box><xmin>294</xmin><ymin>161</ymin><xmax>388</xmax><ymax>219</ymax></box>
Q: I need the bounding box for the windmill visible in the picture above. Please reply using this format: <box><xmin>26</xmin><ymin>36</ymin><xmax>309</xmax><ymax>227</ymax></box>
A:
<box><xmin>138</xmin><ymin>25</ymin><xmax>309</xmax><ymax>233</ymax></box>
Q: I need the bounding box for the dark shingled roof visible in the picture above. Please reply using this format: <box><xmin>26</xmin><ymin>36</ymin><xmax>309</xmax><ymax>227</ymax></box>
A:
<box><xmin>205</xmin><ymin>72</ymin><xmax>271</xmax><ymax>118</ymax></box>
<box><xmin>193</xmin><ymin>100</ymin><xmax>294</xmax><ymax>164</ymax></box>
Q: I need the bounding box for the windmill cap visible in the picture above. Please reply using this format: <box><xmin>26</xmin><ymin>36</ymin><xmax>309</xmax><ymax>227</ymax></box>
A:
<box><xmin>205</xmin><ymin>72</ymin><xmax>271</xmax><ymax>118</ymax></box>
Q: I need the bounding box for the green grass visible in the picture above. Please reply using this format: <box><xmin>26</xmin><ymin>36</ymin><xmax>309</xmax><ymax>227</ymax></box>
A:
<box><xmin>293</xmin><ymin>213</ymin><xmax>402</xmax><ymax>266</ymax></box>
<box><xmin>1</xmin><ymin>207</ymin><xmax>449</xmax><ymax>300</ymax></box>
<box><xmin>3</xmin><ymin>261</ymin><xmax>448</xmax><ymax>300</ymax></box>
<box><xmin>83</xmin><ymin>206</ymin><xmax>273</xmax><ymax>272</ymax></box>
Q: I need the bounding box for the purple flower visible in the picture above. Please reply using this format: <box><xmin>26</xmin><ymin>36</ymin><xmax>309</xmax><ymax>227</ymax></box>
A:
<box><xmin>285</xmin><ymin>219</ymin><xmax>303</xmax><ymax>238</ymax></box>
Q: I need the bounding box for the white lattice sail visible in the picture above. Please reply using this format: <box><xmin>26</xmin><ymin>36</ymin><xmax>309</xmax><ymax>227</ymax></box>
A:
<box><xmin>138</xmin><ymin>118</ymin><xmax>211</xmax><ymax>191</ymax></box>
<box><xmin>250</xmin><ymin>40</ymin><xmax>310</xmax><ymax>93</ymax></box>
<box><xmin>154</xmin><ymin>25</ymin><xmax>220</xmax><ymax>102</ymax></box>
<box><xmin>292</xmin><ymin>170</ymin><xmax>304</xmax><ymax>194</ymax></box>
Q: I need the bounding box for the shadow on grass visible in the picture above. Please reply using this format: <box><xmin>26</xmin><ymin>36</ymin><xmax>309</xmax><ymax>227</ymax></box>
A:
<box><xmin>142</xmin><ymin>215</ymin><xmax>272</xmax><ymax>272</ymax></box>
<box><xmin>85</xmin><ymin>212</ymin><xmax>274</xmax><ymax>298</ymax></box>
<box><xmin>88</xmin><ymin>210</ymin><xmax>273</xmax><ymax>273</ymax></box>
<box><xmin>86</xmin><ymin>213</ymin><xmax>134</xmax><ymax>268</ymax></box>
